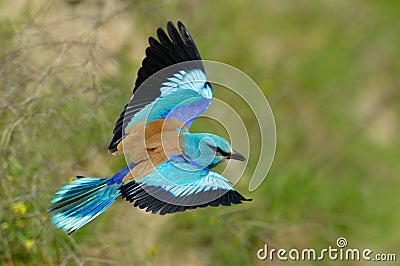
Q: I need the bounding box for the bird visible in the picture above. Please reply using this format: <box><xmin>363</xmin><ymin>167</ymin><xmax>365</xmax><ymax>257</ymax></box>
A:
<box><xmin>48</xmin><ymin>21</ymin><xmax>251</xmax><ymax>234</ymax></box>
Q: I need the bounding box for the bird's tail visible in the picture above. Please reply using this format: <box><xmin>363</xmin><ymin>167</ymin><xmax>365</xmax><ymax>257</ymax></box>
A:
<box><xmin>48</xmin><ymin>167</ymin><xmax>129</xmax><ymax>234</ymax></box>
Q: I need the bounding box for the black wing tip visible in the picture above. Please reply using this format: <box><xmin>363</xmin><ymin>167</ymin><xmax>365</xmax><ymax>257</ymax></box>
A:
<box><xmin>166</xmin><ymin>21</ymin><xmax>174</xmax><ymax>28</ymax></box>
<box><xmin>158</xmin><ymin>21</ymin><xmax>177</xmax><ymax>40</ymax></box>
<box><xmin>107</xmin><ymin>144</ymin><xmax>117</xmax><ymax>154</ymax></box>
<box><xmin>177</xmin><ymin>21</ymin><xmax>190</xmax><ymax>39</ymax></box>
<box><xmin>177</xmin><ymin>21</ymin><xmax>185</xmax><ymax>28</ymax></box>
<box><xmin>148</xmin><ymin>36</ymin><xmax>159</xmax><ymax>46</ymax></box>
<box><xmin>164</xmin><ymin>21</ymin><xmax>191</xmax><ymax>42</ymax></box>
<box><xmin>166</xmin><ymin>21</ymin><xmax>182</xmax><ymax>31</ymax></box>
<box><xmin>167</xmin><ymin>20</ymin><xmax>186</xmax><ymax>30</ymax></box>
<box><xmin>156</xmin><ymin>27</ymin><xmax>166</xmax><ymax>36</ymax></box>
<box><xmin>120</xmin><ymin>181</ymin><xmax>251</xmax><ymax>215</ymax></box>
<box><xmin>108</xmin><ymin>133</ymin><xmax>122</xmax><ymax>154</ymax></box>
<box><xmin>107</xmin><ymin>147</ymin><xmax>117</xmax><ymax>154</ymax></box>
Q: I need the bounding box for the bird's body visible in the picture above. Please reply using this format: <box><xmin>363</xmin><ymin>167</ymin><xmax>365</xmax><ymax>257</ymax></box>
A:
<box><xmin>49</xmin><ymin>22</ymin><xmax>250</xmax><ymax>234</ymax></box>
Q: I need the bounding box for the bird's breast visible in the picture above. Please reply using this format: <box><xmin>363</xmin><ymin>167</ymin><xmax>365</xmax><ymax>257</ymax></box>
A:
<box><xmin>117</xmin><ymin>118</ymin><xmax>187</xmax><ymax>183</ymax></box>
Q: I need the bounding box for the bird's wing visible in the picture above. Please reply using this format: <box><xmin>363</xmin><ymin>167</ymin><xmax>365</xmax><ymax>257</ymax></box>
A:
<box><xmin>108</xmin><ymin>21</ymin><xmax>213</xmax><ymax>154</ymax></box>
<box><xmin>119</xmin><ymin>158</ymin><xmax>251</xmax><ymax>215</ymax></box>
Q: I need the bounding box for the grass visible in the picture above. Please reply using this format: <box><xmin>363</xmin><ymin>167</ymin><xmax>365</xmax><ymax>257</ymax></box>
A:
<box><xmin>1</xmin><ymin>0</ymin><xmax>399</xmax><ymax>265</ymax></box>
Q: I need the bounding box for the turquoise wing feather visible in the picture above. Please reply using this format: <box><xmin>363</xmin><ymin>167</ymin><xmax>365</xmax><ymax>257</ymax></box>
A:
<box><xmin>125</xmin><ymin>69</ymin><xmax>213</xmax><ymax>128</ymax></box>
<box><xmin>119</xmin><ymin>159</ymin><xmax>251</xmax><ymax>215</ymax></box>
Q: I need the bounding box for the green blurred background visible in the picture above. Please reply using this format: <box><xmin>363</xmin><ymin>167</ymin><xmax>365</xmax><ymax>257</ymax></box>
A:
<box><xmin>1</xmin><ymin>0</ymin><xmax>399</xmax><ymax>265</ymax></box>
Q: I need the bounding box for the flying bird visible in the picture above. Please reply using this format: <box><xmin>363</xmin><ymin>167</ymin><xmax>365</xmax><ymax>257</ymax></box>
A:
<box><xmin>49</xmin><ymin>21</ymin><xmax>251</xmax><ymax>234</ymax></box>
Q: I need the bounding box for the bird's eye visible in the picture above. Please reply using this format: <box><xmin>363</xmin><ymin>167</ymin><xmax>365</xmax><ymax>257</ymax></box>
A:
<box><xmin>216</xmin><ymin>147</ymin><xmax>225</xmax><ymax>155</ymax></box>
<box><xmin>208</xmin><ymin>144</ymin><xmax>230</xmax><ymax>157</ymax></box>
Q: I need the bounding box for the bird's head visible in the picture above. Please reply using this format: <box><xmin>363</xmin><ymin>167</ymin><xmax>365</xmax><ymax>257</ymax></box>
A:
<box><xmin>182</xmin><ymin>133</ymin><xmax>246</xmax><ymax>168</ymax></box>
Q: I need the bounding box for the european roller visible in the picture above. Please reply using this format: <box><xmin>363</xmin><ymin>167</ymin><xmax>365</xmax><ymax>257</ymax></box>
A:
<box><xmin>49</xmin><ymin>21</ymin><xmax>251</xmax><ymax>234</ymax></box>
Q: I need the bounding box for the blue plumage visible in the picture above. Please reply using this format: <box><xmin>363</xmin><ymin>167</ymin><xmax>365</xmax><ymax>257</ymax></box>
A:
<box><xmin>125</xmin><ymin>69</ymin><xmax>212</xmax><ymax>129</ymax></box>
<box><xmin>49</xmin><ymin>177</ymin><xmax>120</xmax><ymax>234</ymax></box>
<box><xmin>49</xmin><ymin>21</ymin><xmax>250</xmax><ymax>234</ymax></box>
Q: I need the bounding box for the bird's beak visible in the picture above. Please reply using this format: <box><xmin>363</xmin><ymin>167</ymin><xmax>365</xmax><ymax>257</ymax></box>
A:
<box><xmin>229</xmin><ymin>149</ymin><xmax>247</xmax><ymax>162</ymax></box>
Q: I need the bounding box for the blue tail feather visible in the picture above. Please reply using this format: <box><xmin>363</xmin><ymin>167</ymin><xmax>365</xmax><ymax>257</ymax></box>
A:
<box><xmin>49</xmin><ymin>172</ymin><xmax>126</xmax><ymax>234</ymax></box>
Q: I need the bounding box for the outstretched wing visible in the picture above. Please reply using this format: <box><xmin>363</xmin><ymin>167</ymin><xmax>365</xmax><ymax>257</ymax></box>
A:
<box><xmin>108</xmin><ymin>21</ymin><xmax>212</xmax><ymax>154</ymax></box>
<box><xmin>119</xmin><ymin>159</ymin><xmax>251</xmax><ymax>215</ymax></box>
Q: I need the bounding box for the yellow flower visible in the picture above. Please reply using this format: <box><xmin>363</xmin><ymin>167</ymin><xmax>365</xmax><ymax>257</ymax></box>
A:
<box><xmin>24</xmin><ymin>239</ymin><xmax>35</xmax><ymax>250</ymax></box>
<box><xmin>11</xmin><ymin>201</ymin><xmax>27</xmax><ymax>215</ymax></box>
<box><xmin>147</xmin><ymin>247</ymin><xmax>158</xmax><ymax>256</ymax></box>
<box><xmin>16</xmin><ymin>219</ymin><xmax>26</xmax><ymax>228</ymax></box>
<box><xmin>1</xmin><ymin>222</ymin><xmax>8</xmax><ymax>230</ymax></box>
